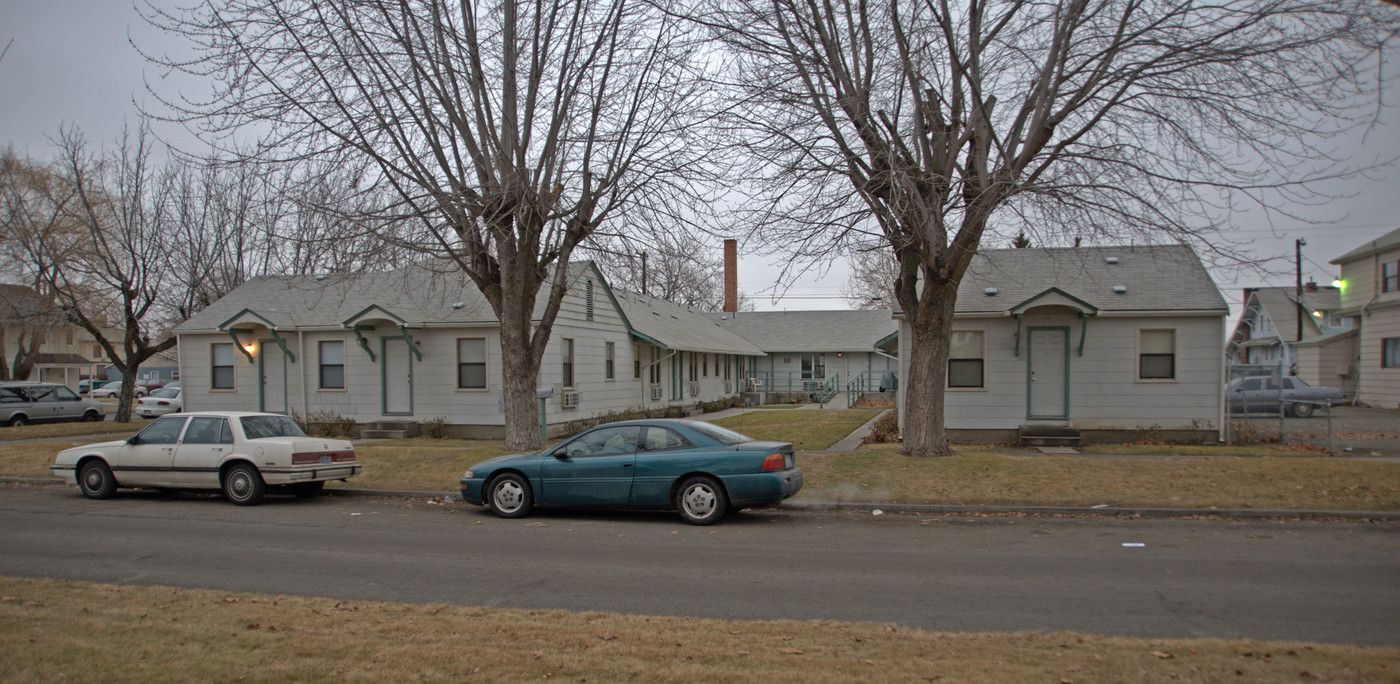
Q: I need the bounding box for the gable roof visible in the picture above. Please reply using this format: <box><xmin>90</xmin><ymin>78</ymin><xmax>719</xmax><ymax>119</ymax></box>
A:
<box><xmin>709</xmin><ymin>309</ymin><xmax>897</xmax><ymax>353</ymax></box>
<box><xmin>1331</xmin><ymin>226</ymin><xmax>1400</xmax><ymax>264</ymax></box>
<box><xmin>613</xmin><ymin>290</ymin><xmax>765</xmax><ymax>356</ymax></box>
<box><xmin>954</xmin><ymin>244</ymin><xmax>1228</xmax><ymax>315</ymax></box>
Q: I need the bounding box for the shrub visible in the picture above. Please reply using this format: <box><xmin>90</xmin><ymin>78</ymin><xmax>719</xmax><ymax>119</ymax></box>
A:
<box><xmin>294</xmin><ymin>410</ymin><xmax>357</xmax><ymax>438</ymax></box>
<box><xmin>420</xmin><ymin>416</ymin><xmax>448</xmax><ymax>439</ymax></box>
<box><xmin>863</xmin><ymin>410</ymin><xmax>900</xmax><ymax>444</ymax></box>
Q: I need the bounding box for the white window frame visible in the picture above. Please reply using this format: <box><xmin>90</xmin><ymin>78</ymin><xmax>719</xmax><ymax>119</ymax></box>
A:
<box><xmin>318</xmin><ymin>339</ymin><xmax>347</xmax><ymax>390</ymax></box>
<box><xmin>211</xmin><ymin>342</ymin><xmax>236</xmax><ymax>391</ymax></box>
<box><xmin>946</xmin><ymin>329</ymin><xmax>987</xmax><ymax>391</ymax></box>
<box><xmin>562</xmin><ymin>338</ymin><xmax>575</xmax><ymax>389</ymax></box>
<box><xmin>456</xmin><ymin>337</ymin><xmax>489</xmax><ymax>391</ymax></box>
<box><xmin>1137</xmin><ymin>328</ymin><xmax>1179</xmax><ymax>382</ymax></box>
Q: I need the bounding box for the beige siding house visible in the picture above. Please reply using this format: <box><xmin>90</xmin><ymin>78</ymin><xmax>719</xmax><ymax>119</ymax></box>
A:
<box><xmin>173</xmin><ymin>261</ymin><xmax>763</xmax><ymax>437</ymax></box>
<box><xmin>894</xmin><ymin>245</ymin><xmax>1230</xmax><ymax>443</ymax></box>
<box><xmin>1331</xmin><ymin>227</ymin><xmax>1400</xmax><ymax>409</ymax></box>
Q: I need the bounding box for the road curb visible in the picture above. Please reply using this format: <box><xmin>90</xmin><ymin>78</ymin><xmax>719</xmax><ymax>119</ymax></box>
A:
<box><xmin>12</xmin><ymin>477</ymin><xmax>1393</xmax><ymax>521</ymax></box>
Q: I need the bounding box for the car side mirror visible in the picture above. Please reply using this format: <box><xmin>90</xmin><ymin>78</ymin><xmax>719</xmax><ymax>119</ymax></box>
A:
<box><xmin>128</xmin><ymin>435</ymin><xmax>141</xmax><ymax>445</ymax></box>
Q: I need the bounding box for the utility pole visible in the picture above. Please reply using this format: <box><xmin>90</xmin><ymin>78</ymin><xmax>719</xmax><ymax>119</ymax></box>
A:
<box><xmin>1295</xmin><ymin>238</ymin><xmax>1306</xmax><ymax>372</ymax></box>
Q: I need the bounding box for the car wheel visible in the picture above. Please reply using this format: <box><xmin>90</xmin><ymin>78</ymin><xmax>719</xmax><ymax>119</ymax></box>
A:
<box><xmin>293</xmin><ymin>481</ymin><xmax>326</xmax><ymax>498</ymax></box>
<box><xmin>222</xmin><ymin>463</ymin><xmax>266</xmax><ymax>506</ymax></box>
<box><xmin>77</xmin><ymin>460</ymin><xmax>117</xmax><ymax>499</ymax></box>
<box><xmin>1290</xmin><ymin>402</ymin><xmax>1315</xmax><ymax>418</ymax></box>
<box><xmin>675</xmin><ymin>476</ymin><xmax>728</xmax><ymax>526</ymax></box>
<box><xmin>9</xmin><ymin>414</ymin><xmax>28</xmax><ymax>427</ymax></box>
<box><xmin>81</xmin><ymin>410</ymin><xmax>101</xmax><ymax>422</ymax></box>
<box><xmin>486</xmin><ymin>473</ymin><xmax>533</xmax><ymax>518</ymax></box>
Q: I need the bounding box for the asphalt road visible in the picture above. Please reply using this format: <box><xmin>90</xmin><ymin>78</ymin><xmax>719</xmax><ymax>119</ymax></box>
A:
<box><xmin>3</xmin><ymin>485</ymin><xmax>1398</xmax><ymax>646</ymax></box>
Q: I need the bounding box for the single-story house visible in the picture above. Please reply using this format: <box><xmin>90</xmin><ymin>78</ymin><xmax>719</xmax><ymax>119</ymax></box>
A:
<box><xmin>172</xmin><ymin>261</ymin><xmax>763</xmax><ymax>438</ymax></box>
<box><xmin>1330</xmin><ymin>227</ymin><xmax>1400</xmax><ymax>408</ymax></box>
<box><xmin>710</xmin><ymin>309</ymin><xmax>899</xmax><ymax>405</ymax></box>
<box><xmin>894</xmin><ymin>245</ymin><xmax>1230</xmax><ymax>443</ymax></box>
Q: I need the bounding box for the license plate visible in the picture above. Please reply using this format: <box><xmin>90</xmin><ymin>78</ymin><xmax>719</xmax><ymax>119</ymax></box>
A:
<box><xmin>319</xmin><ymin>455</ymin><xmax>332</xmax><ymax>464</ymax></box>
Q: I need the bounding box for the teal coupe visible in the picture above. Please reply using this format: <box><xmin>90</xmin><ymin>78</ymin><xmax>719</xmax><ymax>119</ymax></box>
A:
<box><xmin>460</xmin><ymin>419</ymin><xmax>803</xmax><ymax>525</ymax></box>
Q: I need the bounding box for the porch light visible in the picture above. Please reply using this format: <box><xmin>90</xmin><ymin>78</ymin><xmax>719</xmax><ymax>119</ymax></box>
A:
<box><xmin>244</xmin><ymin>344</ymin><xmax>256</xmax><ymax>355</ymax></box>
<box><xmin>1311</xmin><ymin>310</ymin><xmax>1323</xmax><ymax>318</ymax></box>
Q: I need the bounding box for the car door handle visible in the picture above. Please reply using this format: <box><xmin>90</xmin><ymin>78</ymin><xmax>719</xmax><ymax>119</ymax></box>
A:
<box><xmin>622</xmin><ymin>463</ymin><xmax>633</xmax><ymax>468</ymax></box>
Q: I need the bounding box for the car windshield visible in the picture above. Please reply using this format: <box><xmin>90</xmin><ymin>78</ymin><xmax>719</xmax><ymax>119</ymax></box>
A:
<box><xmin>150</xmin><ymin>388</ymin><xmax>179</xmax><ymax>399</ymax></box>
<box><xmin>681</xmin><ymin>420</ymin><xmax>754</xmax><ymax>446</ymax></box>
<box><xmin>240</xmin><ymin>415</ymin><xmax>307</xmax><ymax>439</ymax></box>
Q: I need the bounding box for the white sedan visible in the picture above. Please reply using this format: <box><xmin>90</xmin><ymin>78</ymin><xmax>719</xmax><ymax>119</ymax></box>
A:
<box><xmin>135</xmin><ymin>387</ymin><xmax>183</xmax><ymax>417</ymax></box>
<box><xmin>51</xmin><ymin>411</ymin><xmax>361</xmax><ymax>505</ymax></box>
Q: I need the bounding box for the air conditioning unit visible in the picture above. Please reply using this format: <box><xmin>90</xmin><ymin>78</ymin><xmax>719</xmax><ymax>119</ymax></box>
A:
<box><xmin>724</xmin><ymin>381</ymin><xmax>732</xmax><ymax>394</ymax></box>
<box><xmin>561</xmin><ymin>391</ymin><xmax>580</xmax><ymax>409</ymax></box>
<box><xmin>650</xmin><ymin>385</ymin><xmax>663</xmax><ymax>401</ymax></box>
<box><xmin>689</xmin><ymin>382</ymin><xmax>701</xmax><ymax>397</ymax></box>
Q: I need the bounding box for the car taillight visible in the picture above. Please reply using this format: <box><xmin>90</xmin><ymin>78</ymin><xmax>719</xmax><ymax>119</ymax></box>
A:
<box><xmin>761</xmin><ymin>453</ymin><xmax>785</xmax><ymax>471</ymax></box>
<box><xmin>157</xmin><ymin>401</ymin><xmax>170</xmax><ymax>406</ymax></box>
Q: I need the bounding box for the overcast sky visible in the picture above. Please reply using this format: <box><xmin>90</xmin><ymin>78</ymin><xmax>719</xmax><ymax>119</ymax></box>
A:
<box><xmin>3</xmin><ymin>2</ymin><xmax>1398</xmax><ymax>315</ymax></box>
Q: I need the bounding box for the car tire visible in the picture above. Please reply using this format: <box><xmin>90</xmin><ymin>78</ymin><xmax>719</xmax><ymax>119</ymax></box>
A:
<box><xmin>675</xmin><ymin>476</ymin><xmax>728</xmax><ymax>526</ymax></box>
<box><xmin>9</xmin><ymin>414</ymin><xmax>28</xmax><ymax>427</ymax></box>
<box><xmin>81</xmin><ymin>410</ymin><xmax>102</xmax><ymax>422</ymax></box>
<box><xmin>1290</xmin><ymin>402</ymin><xmax>1315</xmax><ymax>418</ymax></box>
<box><xmin>486</xmin><ymin>473</ymin><xmax>533</xmax><ymax>518</ymax></box>
<box><xmin>222</xmin><ymin>463</ymin><xmax>266</xmax><ymax>506</ymax></box>
<box><xmin>77</xmin><ymin>460</ymin><xmax>117</xmax><ymax>499</ymax></box>
<box><xmin>293</xmin><ymin>481</ymin><xmax>325</xmax><ymax>498</ymax></box>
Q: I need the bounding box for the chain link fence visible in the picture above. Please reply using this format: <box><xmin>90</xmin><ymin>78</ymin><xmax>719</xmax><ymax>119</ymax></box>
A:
<box><xmin>1225</xmin><ymin>363</ymin><xmax>1338</xmax><ymax>454</ymax></box>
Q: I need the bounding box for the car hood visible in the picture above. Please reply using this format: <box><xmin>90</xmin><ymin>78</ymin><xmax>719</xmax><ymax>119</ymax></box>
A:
<box><xmin>469</xmin><ymin>451</ymin><xmax>543</xmax><ymax>471</ymax></box>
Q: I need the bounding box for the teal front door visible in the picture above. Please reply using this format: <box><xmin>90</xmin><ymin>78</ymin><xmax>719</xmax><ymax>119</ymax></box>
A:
<box><xmin>382</xmin><ymin>337</ymin><xmax>413</xmax><ymax>415</ymax></box>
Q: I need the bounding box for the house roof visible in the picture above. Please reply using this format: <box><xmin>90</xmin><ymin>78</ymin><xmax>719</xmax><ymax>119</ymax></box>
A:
<box><xmin>1330</xmin><ymin>226</ymin><xmax>1400</xmax><ymax>264</ymax></box>
<box><xmin>709</xmin><ymin>309</ymin><xmax>897</xmax><ymax>353</ymax></box>
<box><xmin>614</xmin><ymin>291</ymin><xmax>765</xmax><ymax>356</ymax></box>
<box><xmin>175</xmin><ymin>261</ymin><xmax>519</xmax><ymax>333</ymax></box>
<box><xmin>953</xmin><ymin>244</ymin><xmax>1229</xmax><ymax>315</ymax></box>
<box><xmin>1226</xmin><ymin>286</ymin><xmax>1341</xmax><ymax>346</ymax></box>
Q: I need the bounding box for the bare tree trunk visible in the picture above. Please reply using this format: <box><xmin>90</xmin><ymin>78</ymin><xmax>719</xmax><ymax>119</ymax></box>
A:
<box><xmin>900</xmin><ymin>286</ymin><xmax>956</xmax><ymax>458</ymax></box>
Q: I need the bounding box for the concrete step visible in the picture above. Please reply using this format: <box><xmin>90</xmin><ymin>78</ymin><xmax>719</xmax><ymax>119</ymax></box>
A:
<box><xmin>1020</xmin><ymin>435</ymin><xmax>1082</xmax><ymax>448</ymax></box>
<box><xmin>1018</xmin><ymin>425</ymin><xmax>1081</xmax><ymax>448</ymax></box>
<box><xmin>360</xmin><ymin>429</ymin><xmax>411</xmax><ymax>440</ymax></box>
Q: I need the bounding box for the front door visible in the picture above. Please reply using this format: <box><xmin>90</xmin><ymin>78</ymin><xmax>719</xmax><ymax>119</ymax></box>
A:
<box><xmin>382</xmin><ymin>337</ymin><xmax>413</xmax><ymax>415</ymax></box>
<box><xmin>115</xmin><ymin>415</ymin><xmax>189</xmax><ymax>487</ymax></box>
<box><xmin>1028</xmin><ymin>328</ymin><xmax>1069</xmax><ymax>420</ymax></box>
<box><xmin>260</xmin><ymin>340</ymin><xmax>287</xmax><ymax>414</ymax></box>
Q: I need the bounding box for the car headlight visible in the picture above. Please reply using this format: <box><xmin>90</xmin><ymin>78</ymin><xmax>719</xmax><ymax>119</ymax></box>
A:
<box><xmin>463</xmin><ymin>470</ymin><xmax>474</xmax><ymax>479</ymax></box>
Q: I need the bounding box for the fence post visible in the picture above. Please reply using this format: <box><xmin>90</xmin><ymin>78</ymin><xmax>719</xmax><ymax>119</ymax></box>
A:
<box><xmin>1278</xmin><ymin>401</ymin><xmax>1286</xmax><ymax>445</ymax></box>
<box><xmin>1326</xmin><ymin>402</ymin><xmax>1335</xmax><ymax>457</ymax></box>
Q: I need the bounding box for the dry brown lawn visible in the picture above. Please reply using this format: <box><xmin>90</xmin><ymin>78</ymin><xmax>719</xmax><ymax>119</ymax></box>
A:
<box><xmin>3</xmin><ymin>576</ymin><xmax>1396</xmax><ymax>683</ymax></box>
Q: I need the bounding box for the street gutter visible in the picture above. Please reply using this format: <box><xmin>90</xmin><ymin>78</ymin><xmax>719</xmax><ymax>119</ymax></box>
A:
<box><xmin>7</xmin><ymin>477</ymin><xmax>1397</xmax><ymax>521</ymax></box>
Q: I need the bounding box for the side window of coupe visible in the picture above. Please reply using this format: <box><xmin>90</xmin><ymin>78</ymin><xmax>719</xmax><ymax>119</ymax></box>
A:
<box><xmin>0</xmin><ymin>388</ymin><xmax>23</xmax><ymax>403</ymax></box>
<box><xmin>136</xmin><ymin>416</ymin><xmax>189</xmax><ymax>445</ymax></box>
<box><xmin>564</xmin><ymin>426</ymin><xmax>639</xmax><ymax>457</ymax></box>
<box><xmin>641</xmin><ymin>427</ymin><xmax>689</xmax><ymax>452</ymax></box>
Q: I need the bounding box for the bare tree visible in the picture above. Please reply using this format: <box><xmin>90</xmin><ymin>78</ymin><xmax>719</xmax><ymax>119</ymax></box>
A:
<box><xmin>841</xmin><ymin>241</ymin><xmax>899</xmax><ymax>310</ymax></box>
<box><xmin>29</xmin><ymin>125</ymin><xmax>180</xmax><ymax>422</ymax></box>
<box><xmin>586</xmin><ymin>233</ymin><xmax>731</xmax><ymax>309</ymax></box>
<box><xmin>147</xmin><ymin>0</ymin><xmax>712</xmax><ymax>449</ymax></box>
<box><xmin>707</xmin><ymin>0</ymin><xmax>1397</xmax><ymax>456</ymax></box>
<box><xmin>0</xmin><ymin>151</ymin><xmax>80</xmax><ymax>380</ymax></box>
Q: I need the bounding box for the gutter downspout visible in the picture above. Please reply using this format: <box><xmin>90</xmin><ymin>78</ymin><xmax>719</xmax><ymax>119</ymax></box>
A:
<box><xmin>299</xmin><ymin>330</ymin><xmax>309</xmax><ymax>418</ymax></box>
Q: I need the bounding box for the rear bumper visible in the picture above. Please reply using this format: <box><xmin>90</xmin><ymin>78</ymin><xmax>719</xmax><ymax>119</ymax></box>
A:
<box><xmin>262</xmin><ymin>464</ymin><xmax>363</xmax><ymax>484</ymax></box>
<box><xmin>725</xmin><ymin>467</ymin><xmax>804</xmax><ymax>507</ymax></box>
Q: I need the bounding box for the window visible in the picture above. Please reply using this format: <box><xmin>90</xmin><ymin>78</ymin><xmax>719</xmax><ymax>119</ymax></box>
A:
<box><xmin>703</xmin><ymin>353</ymin><xmax>709</xmax><ymax>377</ymax></box>
<box><xmin>688</xmin><ymin>352</ymin><xmax>698</xmax><ymax>382</ymax></box>
<box><xmin>1383</xmin><ymin>338</ymin><xmax>1400</xmax><ymax>368</ymax></box>
<box><xmin>562</xmin><ymin>338</ymin><xmax>575</xmax><ymax>388</ymax></box>
<box><xmin>184</xmin><ymin>417</ymin><xmax>231</xmax><ymax>445</ymax></box>
<box><xmin>563</xmin><ymin>426</ymin><xmax>639</xmax><ymax>457</ymax></box>
<box><xmin>641</xmin><ymin>426</ymin><xmax>691</xmax><ymax>451</ymax></box>
<box><xmin>723</xmin><ymin>354</ymin><xmax>731</xmax><ymax>381</ymax></box>
<box><xmin>649</xmin><ymin>347</ymin><xmax>661</xmax><ymax>384</ymax></box>
<box><xmin>319</xmin><ymin>341</ymin><xmax>345</xmax><ymax>389</ymax></box>
<box><xmin>457</xmin><ymin>338</ymin><xmax>487</xmax><ymax>389</ymax></box>
<box><xmin>948</xmin><ymin>330</ymin><xmax>985</xmax><ymax>388</ymax></box>
<box><xmin>604</xmin><ymin>342</ymin><xmax>616</xmax><ymax>380</ymax></box>
<box><xmin>1385</xmin><ymin>261</ymin><xmax>1399</xmax><ymax>293</ymax></box>
<box><xmin>136</xmin><ymin>416</ymin><xmax>189</xmax><ymax>445</ymax></box>
<box><xmin>634</xmin><ymin>344</ymin><xmax>642</xmax><ymax>380</ymax></box>
<box><xmin>1139</xmin><ymin>329</ymin><xmax>1176</xmax><ymax>380</ymax></box>
<box><xmin>211</xmin><ymin>343</ymin><xmax>235</xmax><ymax>389</ymax></box>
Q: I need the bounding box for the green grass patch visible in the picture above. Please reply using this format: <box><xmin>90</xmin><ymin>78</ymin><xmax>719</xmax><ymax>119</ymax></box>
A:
<box><xmin>708</xmin><ymin>408</ymin><xmax>882</xmax><ymax>451</ymax></box>
<box><xmin>4</xmin><ymin>576</ymin><xmax>1396</xmax><ymax>684</ymax></box>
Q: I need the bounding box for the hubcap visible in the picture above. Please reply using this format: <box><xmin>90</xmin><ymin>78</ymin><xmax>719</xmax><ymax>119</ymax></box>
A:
<box><xmin>683</xmin><ymin>484</ymin><xmax>716</xmax><ymax>518</ymax></box>
<box><xmin>84</xmin><ymin>469</ymin><xmax>103</xmax><ymax>491</ymax></box>
<box><xmin>229</xmin><ymin>472</ymin><xmax>251</xmax><ymax>499</ymax></box>
<box><xmin>494</xmin><ymin>481</ymin><xmax>523</xmax><ymax>512</ymax></box>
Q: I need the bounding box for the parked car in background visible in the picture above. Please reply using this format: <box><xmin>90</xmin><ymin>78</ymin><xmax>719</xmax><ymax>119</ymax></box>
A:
<box><xmin>78</xmin><ymin>379</ymin><xmax>94</xmax><ymax>395</ymax></box>
<box><xmin>135</xmin><ymin>387</ymin><xmax>183</xmax><ymax>418</ymax></box>
<box><xmin>51</xmin><ymin>411</ymin><xmax>361</xmax><ymax>505</ymax></box>
<box><xmin>460</xmin><ymin>419</ymin><xmax>803</xmax><ymax>525</ymax></box>
<box><xmin>1226</xmin><ymin>376</ymin><xmax>1344</xmax><ymax>418</ymax></box>
<box><xmin>91</xmin><ymin>381</ymin><xmax>150</xmax><ymax>398</ymax></box>
<box><xmin>1</xmin><ymin>382</ymin><xmax>105</xmax><ymax>427</ymax></box>
<box><xmin>136</xmin><ymin>378</ymin><xmax>167</xmax><ymax>393</ymax></box>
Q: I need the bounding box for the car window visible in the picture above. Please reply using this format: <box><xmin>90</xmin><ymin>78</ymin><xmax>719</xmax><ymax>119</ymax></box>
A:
<box><xmin>184</xmin><ymin>417</ymin><xmax>229</xmax><ymax>444</ymax></box>
<box><xmin>564</xmin><ymin>426</ymin><xmax>640</xmax><ymax>457</ymax></box>
<box><xmin>0</xmin><ymin>388</ymin><xmax>23</xmax><ymax>403</ymax></box>
<box><xmin>640</xmin><ymin>427</ymin><xmax>691</xmax><ymax>451</ymax></box>
<box><xmin>240</xmin><ymin>415</ymin><xmax>307</xmax><ymax>439</ymax></box>
<box><xmin>135</xmin><ymin>416</ymin><xmax>189</xmax><ymax>445</ymax></box>
<box><xmin>150</xmin><ymin>388</ymin><xmax>180</xmax><ymax>399</ymax></box>
<box><xmin>30</xmin><ymin>387</ymin><xmax>58</xmax><ymax>402</ymax></box>
<box><xmin>681</xmin><ymin>420</ymin><xmax>754</xmax><ymax>446</ymax></box>
<box><xmin>54</xmin><ymin>386</ymin><xmax>80</xmax><ymax>401</ymax></box>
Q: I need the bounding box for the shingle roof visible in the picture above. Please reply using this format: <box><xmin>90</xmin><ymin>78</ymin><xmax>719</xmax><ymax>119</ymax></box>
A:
<box><xmin>710</xmin><ymin>309</ymin><xmax>897</xmax><ymax>353</ymax></box>
<box><xmin>614</xmin><ymin>291</ymin><xmax>765</xmax><ymax>356</ymax></box>
<box><xmin>1242</xmin><ymin>287</ymin><xmax>1341</xmax><ymax>343</ymax></box>
<box><xmin>954</xmin><ymin>244</ymin><xmax>1228</xmax><ymax>314</ymax></box>
<box><xmin>1331</xmin><ymin>227</ymin><xmax>1400</xmax><ymax>264</ymax></box>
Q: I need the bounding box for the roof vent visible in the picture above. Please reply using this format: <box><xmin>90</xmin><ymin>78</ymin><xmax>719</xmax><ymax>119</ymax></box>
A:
<box><xmin>451</xmin><ymin>302</ymin><xmax>465</xmax><ymax>310</ymax></box>
<box><xmin>1113</xmin><ymin>285</ymin><xmax>1128</xmax><ymax>294</ymax></box>
<box><xmin>984</xmin><ymin>287</ymin><xmax>999</xmax><ymax>296</ymax></box>
<box><xmin>1105</xmin><ymin>256</ymin><xmax>1120</xmax><ymax>265</ymax></box>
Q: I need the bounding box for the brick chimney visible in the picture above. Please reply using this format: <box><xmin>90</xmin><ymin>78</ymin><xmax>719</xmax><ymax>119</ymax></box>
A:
<box><xmin>723</xmin><ymin>239</ymin><xmax>738</xmax><ymax>313</ymax></box>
